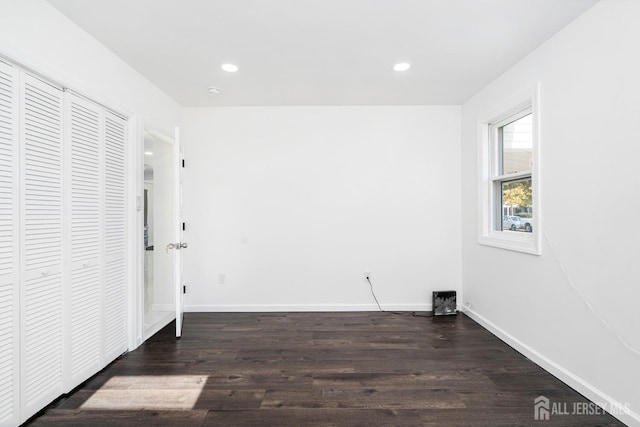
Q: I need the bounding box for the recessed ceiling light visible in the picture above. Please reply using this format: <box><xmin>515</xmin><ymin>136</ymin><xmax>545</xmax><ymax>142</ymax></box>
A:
<box><xmin>144</xmin><ymin>151</ymin><xmax>153</xmax><ymax>156</ymax></box>
<box><xmin>207</xmin><ymin>86</ymin><xmax>221</xmax><ymax>95</ymax></box>
<box><xmin>393</xmin><ymin>62</ymin><xmax>411</xmax><ymax>72</ymax></box>
<box><xmin>221</xmin><ymin>63</ymin><xmax>238</xmax><ymax>72</ymax></box>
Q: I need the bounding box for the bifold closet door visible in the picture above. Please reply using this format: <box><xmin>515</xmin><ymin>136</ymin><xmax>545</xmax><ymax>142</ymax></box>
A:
<box><xmin>19</xmin><ymin>73</ymin><xmax>64</xmax><ymax>421</ymax></box>
<box><xmin>64</xmin><ymin>95</ymin><xmax>128</xmax><ymax>390</ymax></box>
<box><xmin>103</xmin><ymin>112</ymin><xmax>127</xmax><ymax>362</ymax></box>
<box><xmin>0</xmin><ymin>61</ymin><xmax>19</xmax><ymax>427</ymax></box>
<box><xmin>64</xmin><ymin>94</ymin><xmax>103</xmax><ymax>389</ymax></box>
<box><xmin>0</xmin><ymin>62</ymin><xmax>129</xmax><ymax>425</ymax></box>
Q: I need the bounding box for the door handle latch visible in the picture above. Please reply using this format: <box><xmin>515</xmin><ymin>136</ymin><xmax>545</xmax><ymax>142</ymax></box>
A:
<box><xmin>166</xmin><ymin>242</ymin><xmax>188</xmax><ymax>253</ymax></box>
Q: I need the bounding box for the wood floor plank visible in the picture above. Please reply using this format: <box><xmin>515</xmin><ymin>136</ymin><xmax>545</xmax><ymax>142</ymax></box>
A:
<box><xmin>261</xmin><ymin>388</ymin><xmax>466</xmax><ymax>409</ymax></box>
<box><xmin>201</xmin><ymin>408</ymin><xmax>425</xmax><ymax>427</ymax></box>
<box><xmin>27</xmin><ymin>409</ymin><xmax>208</xmax><ymax>427</ymax></box>
<box><xmin>25</xmin><ymin>312</ymin><xmax>625</xmax><ymax>426</ymax></box>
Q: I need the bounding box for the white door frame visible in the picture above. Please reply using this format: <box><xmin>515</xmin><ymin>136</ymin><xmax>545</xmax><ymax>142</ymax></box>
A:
<box><xmin>126</xmin><ymin>116</ymin><xmax>144</xmax><ymax>350</ymax></box>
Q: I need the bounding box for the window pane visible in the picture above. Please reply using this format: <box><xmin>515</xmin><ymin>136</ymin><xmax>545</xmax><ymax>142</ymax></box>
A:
<box><xmin>502</xmin><ymin>114</ymin><xmax>532</xmax><ymax>175</ymax></box>
<box><xmin>501</xmin><ymin>178</ymin><xmax>533</xmax><ymax>232</ymax></box>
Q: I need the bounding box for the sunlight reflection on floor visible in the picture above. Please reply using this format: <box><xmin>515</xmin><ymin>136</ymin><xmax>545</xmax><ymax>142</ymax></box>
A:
<box><xmin>80</xmin><ymin>375</ymin><xmax>208</xmax><ymax>410</ymax></box>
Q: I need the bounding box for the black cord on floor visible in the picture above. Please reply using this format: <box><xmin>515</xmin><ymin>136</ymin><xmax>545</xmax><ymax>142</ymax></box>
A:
<box><xmin>367</xmin><ymin>276</ymin><xmax>384</xmax><ymax>311</ymax></box>
<box><xmin>366</xmin><ymin>277</ymin><xmax>432</xmax><ymax>318</ymax></box>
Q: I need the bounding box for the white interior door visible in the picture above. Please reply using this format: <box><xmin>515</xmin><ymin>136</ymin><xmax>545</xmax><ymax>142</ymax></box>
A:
<box><xmin>64</xmin><ymin>93</ymin><xmax>103</xmax><ymax>389</ymax></box>
<box><xmin>1</xmin><ymin>60</ymin><xmax>130</xmax><ymax>424</ymax></box>
<box><xmin>143</xmin><ymin>127</ymin><xmax>183</xmax><ymax>339</ymax></box>
<box><xmin>174</xmin><ymin>127</ymin><xmax>184</xmax><ymax>338</ymax></box>
<box><xmin>20</xmin><ymin>71</ymin><xmax>65</xmax><ymax>421</ymax></box>
<box><xmin>0</xmin><ymin>59</ymin><xmax>20</xmax><ymax>427</ymax></box>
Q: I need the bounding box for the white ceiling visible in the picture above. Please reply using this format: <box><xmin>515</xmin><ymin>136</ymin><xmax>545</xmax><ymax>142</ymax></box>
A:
<box><xmin>47</xmin><ymin>0</ymin><xmax>598</xmax><ymax>107</ymax></box>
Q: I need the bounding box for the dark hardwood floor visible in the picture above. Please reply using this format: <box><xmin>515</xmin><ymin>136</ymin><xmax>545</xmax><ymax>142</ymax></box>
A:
<box><xmin>27</xmin><ymin>312</ymin><xmax>623</xmax><ymax>426</ymax></box>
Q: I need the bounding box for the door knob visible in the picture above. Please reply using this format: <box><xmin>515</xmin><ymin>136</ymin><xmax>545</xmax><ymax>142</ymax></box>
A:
<box><xmin>166</xmin><ymin>242</ymin><xmax>188</xmax><ymax>253</ymax></box>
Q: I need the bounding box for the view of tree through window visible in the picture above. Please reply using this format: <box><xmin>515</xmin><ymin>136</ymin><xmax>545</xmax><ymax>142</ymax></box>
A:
<box><xmin>501</xmin><ymin>178</ymin><xmax>533</xmax><ymax>232</ymax></box>
<box><xmin>503</xmin><ymin>178</ymin><xmax>532</xmax><ymax>214</ymax></box>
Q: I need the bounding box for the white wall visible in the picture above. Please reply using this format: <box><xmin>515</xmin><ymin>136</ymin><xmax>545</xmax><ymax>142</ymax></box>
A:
<box><xmin>182</xmin><ymin>106</ymin><xmax>461</xmax><ymax>311</ymax></box>
<box><xmin>0</xmin><ymin>0</ymin><xmax>182</xmax><ymax>132</ymax></box>
<box><xmin>461</xmin><ymin>1</ymin><xmax>640</xmax><ymax>425</ymax></box>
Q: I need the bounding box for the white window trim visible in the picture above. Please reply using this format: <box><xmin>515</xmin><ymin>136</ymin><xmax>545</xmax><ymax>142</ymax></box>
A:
<box><xmin>477</xmin><ymin>83</ymin><xmax>541</xmax><ymax>255</ymax></box>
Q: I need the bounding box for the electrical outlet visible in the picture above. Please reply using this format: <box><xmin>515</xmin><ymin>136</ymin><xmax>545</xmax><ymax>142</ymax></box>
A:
<box><xmin>218</xmin><ymin>273</ymin><xmax>226</xmax><ymax>285</ymax></box>
<box><xmin>364</xmin><ymin>271</ymin><xmax>372</xmax><ymax>283</ymax></box>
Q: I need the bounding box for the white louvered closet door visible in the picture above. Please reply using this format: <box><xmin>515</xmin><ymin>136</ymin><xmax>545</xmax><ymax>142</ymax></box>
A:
<box><xmin>64</xmin><ymin>94</ymin><xmax>104</xmax><ymax>389</ymax></box>
<box><xmin>103</xmin><ymin>112</ymin><xmax>127</xmax><ymax>361</ymax></box>
<box><xmin>0</xmin><ymin>61</ymin><xmax>131</xmax><ymax>424</ymax></box>
<box><xmin>19</xmin><ymin>73</ymin><xmax>64</xmax><ymax>421</ymax></box>
<box><xmin>0</xmin><ymin>61</ymin><xmax>19</xmax><ymax>427</ymax></box>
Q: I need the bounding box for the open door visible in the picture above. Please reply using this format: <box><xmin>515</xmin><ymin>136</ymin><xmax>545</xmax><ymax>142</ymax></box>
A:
<box><xmin>142</xmin><ymin>126</ymin><xmax>185</xmax><ymax>339</ymax></box>
<box><xmin>174</xmin><ymin>127</ymin><xmax>184</xmax><ymax>338</ymax></box>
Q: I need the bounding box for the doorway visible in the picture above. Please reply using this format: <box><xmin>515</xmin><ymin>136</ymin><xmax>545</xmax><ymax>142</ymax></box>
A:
<box><xmin>143</xmin><ymin>127</ymin><xmax>177</xmax><ymax>339</ymax></box>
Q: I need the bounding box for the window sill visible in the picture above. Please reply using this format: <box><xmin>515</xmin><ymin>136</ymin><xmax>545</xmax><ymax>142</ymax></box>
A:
<box><xmin>478</xmin><ymin>231</ymin><xmax>541</xmax><ymax>255</ymax></box>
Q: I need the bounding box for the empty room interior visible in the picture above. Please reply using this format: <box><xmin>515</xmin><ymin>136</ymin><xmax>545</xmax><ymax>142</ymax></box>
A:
<box><xmin>1</xmin><ymin>0</ymin><xmax>639</xmax><ymax>426</ymax></box>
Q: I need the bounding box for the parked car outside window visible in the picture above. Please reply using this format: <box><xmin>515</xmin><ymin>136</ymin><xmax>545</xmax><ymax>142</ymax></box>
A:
<box><xmin>519</xmin><ymin>217</ymin><xmax>533</xmax><ymax>232</ymax></box>
<box><xmin>502</xmin><ymin>215</ymin><xmax>533</xmax><ymax>232</ymax></box>
<box><xmin>502</xmin><ymin>216</ymin><xmax>522</xmax><ymax>231</ymax></box>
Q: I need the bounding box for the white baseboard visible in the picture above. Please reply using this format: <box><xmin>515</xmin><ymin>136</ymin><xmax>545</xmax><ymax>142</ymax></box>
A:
<box><xmin>464</xmin><ymin>307</ymin><xmax>639</xmax><ymax>427</ymax></box>
<box><xmin>185</xmin><ymin>303</ymin><xmax>432</xmax><ymax>313</ymax></box>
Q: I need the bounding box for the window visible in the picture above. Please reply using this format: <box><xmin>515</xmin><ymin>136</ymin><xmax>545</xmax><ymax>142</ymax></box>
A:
<box><xmin>478</xmin><ymin>85</ymin><xmax>540</xmax><ymax>254</ymax></box>
<box><xmin>492</xmin><ymin>110</ymin><xmax>533</xmax><ymax>232</ymax></box>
